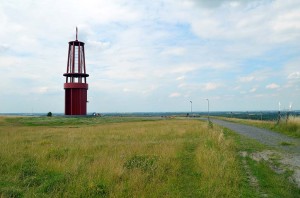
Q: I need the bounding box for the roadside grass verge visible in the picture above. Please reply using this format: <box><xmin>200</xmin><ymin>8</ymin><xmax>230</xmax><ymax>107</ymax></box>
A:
<box><xmin>214</xmin><ymin>116</ymin><xmax>300</xmax><ymax>138</ymax></box>
<box><xmin>222</xmin><ymin>127</ymin><xmax>300</xmax><ymax>197</ymax></box>
<box><xmin>1</xmin><ymin>117</ymin><xmax>246</xmax><ymax>197</ymax></box>
<box><xmin>279</xmin><ymin>141</ymin><xmax>294</xmax><ymax>146</ymax></box>
<box><xmin>246</xmin><ymin>157</ymin><xmax>300</xmax><ymax>197</ymax></box>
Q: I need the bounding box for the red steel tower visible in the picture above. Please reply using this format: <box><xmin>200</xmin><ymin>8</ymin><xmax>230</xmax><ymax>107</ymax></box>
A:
<box><xmin>63</xmin><ymin>28</ymin><xmax>89</xmax><ymax>115</ymax></box>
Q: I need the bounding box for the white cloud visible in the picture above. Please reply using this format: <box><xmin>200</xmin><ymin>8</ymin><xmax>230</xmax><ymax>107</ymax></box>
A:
<box><xmin>141</xmin><ymin>85</ymin><xmax>157</xmax><ymax>96</ymax></box>
<box><xmin>169</xmin><ymin>92</ymin><xmax>181</xmax><ymax>98</ymax></box>
<box><xmin>0</xmin><ymin>44</ymin><xmax>9</xmax><ymax>52</ymax></box>
<box><xmin>202</xmin><ymin>82</ymin><xmax>221</xmax><ymax>91</ymax></box>
<box><xmin>88</xmin><ymin>40</ymin><xmax>111</xmax><ymax>49</ymax></box>
<box><xmin>249</xmin><ymin>87</ymin><xmax>257</xmax><ymax>93</ymax></box>
<box><xmin>176</xmin><ymin>76</ymin><xmax>185</xmax><ymax>81</ymax></box>
<box><xmin>161</xmin><ymin>47</ymin><xmax>186</xmax><ymax>56</ymax></box>
<box><xmin>171</xmin><ymin>64</ymin><xmax>198</xmax><ymax>74</ymax></box>
<box><xmin>288</xmin><ymin>72</ymin><xmax>300</xmax><ymax>79</ymax></box>
<box><xmin>237</xmin><ymin>68</ymin><xmax>272</xmax><ymax>84</ymax></box>
<box><xmin>266</xmin><ymin>83</ymin><xmax>280</xmax><ymax>89</ymax></box>
<box><xmin>233</xmin><ymin>86</ymin><xmax>241</xmax><ymax>90</ymax></box>
<box><xmin>178</xmin><ymin>83</ymin><xmax>186</xmax><ymax>88</ymax></box>
<box><xmin>0</xmin><ymin>56</ymin><xmax>19</xmax><ymax>67</ymax></box>
<box><xmin>123</xmin><ymin>88</ymin><xmax>131</xmax><ymax>93</ymax></box>
<box><xmin>238</xmin><ymin>76</ymin><xmax>255</xmax><ymax>83</ymax></box>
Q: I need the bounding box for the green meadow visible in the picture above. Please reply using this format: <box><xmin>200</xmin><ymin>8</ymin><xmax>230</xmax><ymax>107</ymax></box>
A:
<box><xmin>0</xmin><ymin>116</ymin><xmax>299</xmax><ymax>197</ymax></box>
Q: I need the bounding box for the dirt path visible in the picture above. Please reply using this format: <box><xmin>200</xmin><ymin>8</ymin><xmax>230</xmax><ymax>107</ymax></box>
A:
<box><xmin>211</xmin><ymin>119</ymin><xmax>300</xmax><ymax>153</ymax></box>
<box><xmin>211</xmin><ymin>119</ymin><xmax>300</xmax><ymax>188</ymax></box>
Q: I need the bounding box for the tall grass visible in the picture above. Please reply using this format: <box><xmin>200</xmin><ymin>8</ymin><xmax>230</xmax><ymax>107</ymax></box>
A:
<box><xmin>275</xmin><ymin>116</ymin><xmax>300</xmax><ymax>138</ymax></box>
<box><xmin>216</xmin><ymin>116</ymin><xmax>300</xmax><ymax>138</ymax></box>
<box><xmin>0</xmin><ymin>117</ymin><xmax>246</xmax><ymax>197</ymax></box>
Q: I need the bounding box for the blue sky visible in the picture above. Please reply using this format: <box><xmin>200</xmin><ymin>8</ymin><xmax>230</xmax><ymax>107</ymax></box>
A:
<box><xmin>0</xmin><ymin>0</ymin><xmax>299</xmax><ymax>113</ymax></box>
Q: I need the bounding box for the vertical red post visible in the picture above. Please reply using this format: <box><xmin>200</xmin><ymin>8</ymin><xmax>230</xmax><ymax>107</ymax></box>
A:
<box><xmin>63</xmin><ymin>28</ymin><xmax>89</xmax><ymax>115</ymax></box>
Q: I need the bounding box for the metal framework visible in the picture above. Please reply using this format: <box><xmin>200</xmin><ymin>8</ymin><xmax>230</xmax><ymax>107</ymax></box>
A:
<box><xmin>63</xmin><ymin>27</ymin><xmax>89</xmax><ymax>115</ymax></box>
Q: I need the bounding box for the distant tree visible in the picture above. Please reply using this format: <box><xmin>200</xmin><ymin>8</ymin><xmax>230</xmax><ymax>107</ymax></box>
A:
<box><xmin>47</xmin><ymin>112</ymin><xmax>52</xmax><ymax>117</ymax></box>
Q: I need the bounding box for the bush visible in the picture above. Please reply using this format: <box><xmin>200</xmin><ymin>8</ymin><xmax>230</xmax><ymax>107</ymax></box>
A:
<box><xmin>124</xmin><ymin>155</ymin><xmax>158</xmax><ymax>172</ymax></box>
<box><xmin>47</xmin><ymin>112</ymin><xmax>52</xmax><ymax>117</ymax></box>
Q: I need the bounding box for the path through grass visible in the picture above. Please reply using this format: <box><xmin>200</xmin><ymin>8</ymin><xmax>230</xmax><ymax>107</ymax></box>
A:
<box><xmin>175</xmin><ymin>141</ymin><xmax>202</xmax><ymax>197</ymax></box>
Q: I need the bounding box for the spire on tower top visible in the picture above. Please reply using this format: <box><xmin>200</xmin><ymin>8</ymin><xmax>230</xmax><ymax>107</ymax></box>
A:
<box><xmin>76</xmin><ymin>27</ymin><xmax>78</xmax><ymax>41</ymax></box>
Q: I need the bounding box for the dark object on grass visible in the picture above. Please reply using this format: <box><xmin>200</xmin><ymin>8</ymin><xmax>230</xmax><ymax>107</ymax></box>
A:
<box><xmin>47</xmin><ymin>112</ymin><xmax>52</xmax><ymax>117</ymax></box>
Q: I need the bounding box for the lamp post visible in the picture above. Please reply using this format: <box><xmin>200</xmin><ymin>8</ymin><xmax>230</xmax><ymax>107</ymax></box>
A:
<box><xmin>206</xmin><ymin>99</ymin><xmax>209</xmax><ymax>121</ymax></box>
<box><xmin>190</xmin><ymin>101</ymin><xmax>193</xmax><ymax>114</ymax></box>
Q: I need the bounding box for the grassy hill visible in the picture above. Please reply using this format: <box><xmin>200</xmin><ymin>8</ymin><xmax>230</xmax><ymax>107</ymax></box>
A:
<box><xmin>0</xmin><ymin>116</ymin><xmax>298</xmax><ymax>197</ymax></box>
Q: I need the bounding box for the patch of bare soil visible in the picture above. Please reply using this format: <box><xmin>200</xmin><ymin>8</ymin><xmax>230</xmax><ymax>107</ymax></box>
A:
<box><xmin>239</xmin><ymin>151</ymin><xmax>268</xmax><ymax>197</ymax></box>
<box><xmin>211</xmin><ymin>119</ymin><xmax>300</xmax><ymax>188</ymax></box>
<box><xmin>242</xmin><ymin>150</ymin><xmax>300</xmax><ymax>188</ymax></box>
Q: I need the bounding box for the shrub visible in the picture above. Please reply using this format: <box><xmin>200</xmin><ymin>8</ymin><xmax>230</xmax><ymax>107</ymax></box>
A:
<box><xmin>124</xmin><ymin>155</ymin><xmax>158</xmax><ymax>172</ymax></box>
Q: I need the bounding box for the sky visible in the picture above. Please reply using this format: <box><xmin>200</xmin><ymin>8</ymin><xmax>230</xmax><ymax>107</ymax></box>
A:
<box><xmin>0</xmin><ymin>0</ymin><xmax>299</xmax><ymax>113</ymax></box>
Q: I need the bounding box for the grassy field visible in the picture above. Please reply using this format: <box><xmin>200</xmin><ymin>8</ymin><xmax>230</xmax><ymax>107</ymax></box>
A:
<box><xmin>214</xmin><ymin>116</ymin><xmax>300</xmax><ymax>138</ymax></box>
<box><xmin>0</xmin><ymin>116</ymin><xmax>299</xmax><ymax>197</ymax></box>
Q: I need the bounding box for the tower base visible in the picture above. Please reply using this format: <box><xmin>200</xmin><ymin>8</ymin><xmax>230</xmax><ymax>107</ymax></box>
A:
<box><xmin>64</xmin><ymin>83</ymin><xmax>88</xmax><ymax>115</ymax></box>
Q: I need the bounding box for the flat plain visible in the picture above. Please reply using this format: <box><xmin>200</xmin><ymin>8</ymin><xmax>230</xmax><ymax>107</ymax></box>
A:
<box><xmin>0</xmin><ymin>116</ymin><xmax>299</xmax><ymax>197</ymax></box>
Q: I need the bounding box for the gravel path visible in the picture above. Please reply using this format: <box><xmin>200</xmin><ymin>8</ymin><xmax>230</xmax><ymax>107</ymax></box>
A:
<box><xmin>211</xmin><ymin>119</ymin><xmax>300</xmax><ymax>153</ymax></box>
<box><xmin>210</xmin><ymin>118</ymin><xmax>300</xmax><ymax>188</ymax></box>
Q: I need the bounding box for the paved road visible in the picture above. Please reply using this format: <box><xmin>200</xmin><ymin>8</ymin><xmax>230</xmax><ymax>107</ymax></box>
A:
<box><xmin>210</xmin><ymin>119</ymin><xmax>300</xmax><ymax>153</ymax></box>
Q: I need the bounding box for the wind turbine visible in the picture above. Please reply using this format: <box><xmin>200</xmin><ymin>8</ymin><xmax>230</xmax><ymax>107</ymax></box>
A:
<box><xmin>206</xmin><ymin>99</ymin><xmax>210</xmax><ymax>121</ymax></box>
<box><xmin>277</xmin><ymin>102</ymin><xmax>281</xmax><ymax>124</ymax></box>
<box><xmin>278</xmin><ymin>102</ymin><xmax>281</xmax><ymax>111</ymax></box>
<box><xmin>286</xmin><ymin>102</ymin><xmax>293</xmax><ymax>122</ymax></box>
<box><xmin>289</xmin><ymin>102</ymin><xmax>293</xmax><ymax>111</ymax></box>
